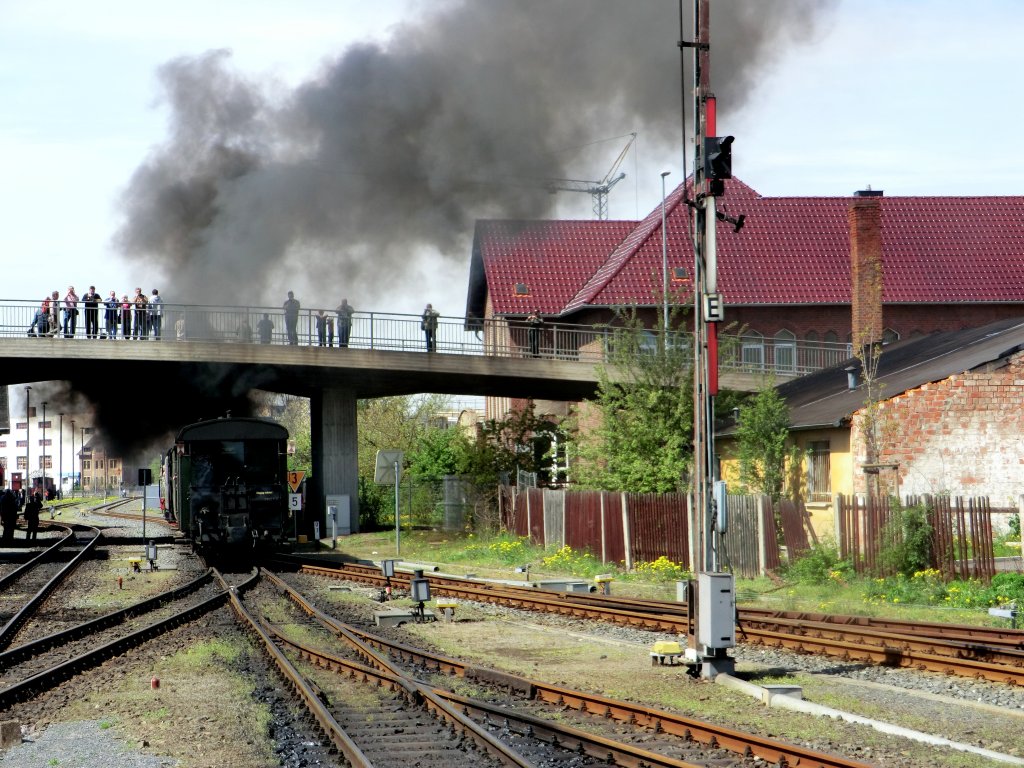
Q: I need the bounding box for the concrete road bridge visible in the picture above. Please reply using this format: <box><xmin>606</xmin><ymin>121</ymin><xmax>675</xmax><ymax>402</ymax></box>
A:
<box><xmin>1</xmin><ymin>300</ymin><xmax>850</xmax><ymax>526</ymax></box>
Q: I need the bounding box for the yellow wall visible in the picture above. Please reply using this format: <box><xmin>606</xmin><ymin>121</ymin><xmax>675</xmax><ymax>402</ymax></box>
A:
<box><xmin>718</xmin><ymin>426</ymin><xmax>853</xmax><ymax>541</ymax></box>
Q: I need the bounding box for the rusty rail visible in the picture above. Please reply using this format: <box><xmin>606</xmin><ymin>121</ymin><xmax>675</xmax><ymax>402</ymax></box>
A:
<box><xmin>265</xmin><ymin>569</ymin><xmax>870</xmax><ymax>768</ymax></box>
<box><xmin>295</xmin><ymin>560</ymin><xmax>1024</xmax><ymax>686</ymax></box>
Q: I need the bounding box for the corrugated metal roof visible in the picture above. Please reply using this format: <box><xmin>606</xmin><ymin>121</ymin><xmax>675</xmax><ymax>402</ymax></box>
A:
<box><xmin>777</xmin><ymin>317</ymin><xmax>1024</xmax><ymax>430</ymax></box>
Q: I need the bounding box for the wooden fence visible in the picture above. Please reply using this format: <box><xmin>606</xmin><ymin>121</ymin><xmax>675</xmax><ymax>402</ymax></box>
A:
<box><xmin>836</xmin><ymin>494</ymin><xmax>995</xmax><ymax>581</ymax></box>
<box><xmin>499</xmin><ymin>486</ymin><xmax>809</xmax><ymax>576</ymax></box>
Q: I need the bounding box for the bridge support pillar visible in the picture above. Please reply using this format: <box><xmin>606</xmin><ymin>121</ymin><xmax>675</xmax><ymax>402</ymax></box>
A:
<box><xmin>310</xmin><ymin>386</ymin><xmax>359</xmax><ymax>536</ymax></box>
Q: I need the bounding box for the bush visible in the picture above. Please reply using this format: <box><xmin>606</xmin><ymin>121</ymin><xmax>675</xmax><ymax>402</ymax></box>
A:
<box><xmin>631</xmin><ymin>556</ymin><xmax>690</xmax><ymax>582</ymax></box>
<box><xmin>541</xmin><ymin>545</ymin><xmax>605</xmax><ymax>578</ymax></box>
<box><xmin>358</xmin><ymin>476</ymin><xmax>390</xmax><ymax>531</ymax></box>
<box><xmin>486</xmin><ymin>536</ymin><xmax>529</xmax><ymax>565</ymax></box>
<box><xmin>784</xmin><ymin>541</ymin><xmax>852</xmax><ymax>585</ymax></box>
<box><xmin>863</xmin><ymin>568</ymin><xmax>941</xmax><ymax>606</ymax></box>
<box><xmin>986</xmin><ymin>572</ymin><xmax>1024</xmax><ymax>607</ymax></box>
<box><xmin>877</xmin><ymin>502</ymin><xmax>932</xmax><ymax>577</ymax></box>
<box><xmin>862</xmin><ymin>569</ymin><xmax>1024</xmax><ymax>609</ymax></box>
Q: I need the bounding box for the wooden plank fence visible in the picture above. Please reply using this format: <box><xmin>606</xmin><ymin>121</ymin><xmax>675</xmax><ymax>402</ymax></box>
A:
<box><xmin>499</xmin><ymin>487</ymin><xmax>801</xmax><ymax>576</ymax></box>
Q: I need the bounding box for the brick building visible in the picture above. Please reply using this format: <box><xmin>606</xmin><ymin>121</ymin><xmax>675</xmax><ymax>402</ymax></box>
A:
<box><xmin>716</xmin><ymin>319</ymin><xmax>1024</xmax><ymax>534</ymax></box>
<box><xmin>466</xmin><ymin>178</ymin><xmax>1024</xmax><ymax>499</ymax></box>
<box><xmin>80</xmin><ymin>436</ymin><xmax>126</xmax><ymax>494</ymax></box>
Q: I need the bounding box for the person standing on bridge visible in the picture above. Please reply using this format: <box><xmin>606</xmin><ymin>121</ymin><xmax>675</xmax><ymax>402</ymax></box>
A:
<box><xmin>336</xmin><ymin>298</ymin><xmax>354</xmax><ymax>348</ymax></box>
<box><xmin>63</xmin><ymin>285</ymin><xmax>79</xmax><ymax>338</ymax></box>
<box><xmin>120</xmin><ymin>295</ymin><xmax>132</xmax><ymax>339</ymax></box>
<box><xmin>315</xmin><ymin>310</ymin><xmax>328</xmax><ymax>346</ymax></box>
<box><xmin>104</xmin><ymin>291</ymin><xmax>119</xmax><ymax>339</ymax></box>
<box><xmin>133</xmin><ymin>287</ymin><xmax>149</xmax><ymax>340</ymax></box>
<box><xmin>283</xmin><ymin>291</ymin><xmax>300</xmax><ymax>345</ymax></box>
<box><xmin>149</xmin><ymin>289</ymin><xmax>164</xmax><ymax>340</ymax></box>
<box><xmin>421</xmin><ymin>303</ymin><xmax>440</xmax><ymax>351</ymax></box>
<box><xmin>48</xmin><ymin>291</ymin><xmax>60</xmax><ymax>336</ymax></box>
<box><xmin>82</xmin><ymin>286</ymin><xmax>101</xmax><ymax>338</ymax></box>
<box><xmin>526</xmin><ymin>309</ymin><xmax>543</xmax><ymax>357</ymax></box>
<box><xmin>237</xmin><ymin>316</ymin><xmax>252</xmax><ymax>343</ymax></box>
<box><xmin>28</xmin><ymin>295</ymin><xmax>49</xmax><ymax>337</ymax></box>
<box><xmin>257</xmin><ymin>313</ymin><xmax>274</xmax><ymax>344</ymax></box>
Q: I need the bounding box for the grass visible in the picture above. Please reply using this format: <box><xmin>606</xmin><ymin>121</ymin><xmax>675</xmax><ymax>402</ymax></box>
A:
<box><xmin>331</xmin><ymin>529</ymin><xmax>1022</xmax><ymax>628</ymax></box>
<box><xmin>60</xmin><ymin>633</ymin><xmax>279</xmax><ymax>767</ymax></box>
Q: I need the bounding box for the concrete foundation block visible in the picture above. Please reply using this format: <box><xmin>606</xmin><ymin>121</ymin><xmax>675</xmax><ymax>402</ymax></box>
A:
<box><xmin>374</xmin><ymin>608</ymin><xmax>436</xmax><ymax>627</ymax></box>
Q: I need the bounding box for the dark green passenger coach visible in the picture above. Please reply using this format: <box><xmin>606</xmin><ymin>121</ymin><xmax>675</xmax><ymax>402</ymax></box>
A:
<box><xmin>164</xmin><ymin>416</ymin><xmax>291</xmax><ymax>552</ymax></box>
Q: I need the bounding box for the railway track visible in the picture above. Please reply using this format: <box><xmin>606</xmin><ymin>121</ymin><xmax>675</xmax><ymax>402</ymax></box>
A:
<box><xmin>0</xmin><ymin>570</ymin><xmax>220</xmax><ymax>690</ymax></box>
<box><xmin>262</xmin><ymin>568</ymin><xmax>871</xmax><ymax>768</ymax></box>
<box><xmin>291</xmin><ymin>558</ymin><xmax>1024</xmax><ymax>686</ymax></box>
<box><xmin>0</xmin><ymin>569</ymin><xmax>228</xmax><ymax>711</ymax></box>
<box><xmin>0</xmin><ymin>523</ymin><xmax>98</xmax><ymax>650</ymax></box>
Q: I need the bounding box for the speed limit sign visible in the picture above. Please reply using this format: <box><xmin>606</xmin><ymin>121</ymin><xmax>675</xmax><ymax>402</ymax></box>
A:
<box><xmin>289</xmin><ymin>493</ymin><xmax>302</xmax><ymax>510</ymax></box>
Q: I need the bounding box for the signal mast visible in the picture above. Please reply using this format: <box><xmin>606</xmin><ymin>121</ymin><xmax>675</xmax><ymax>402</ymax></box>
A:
<box><xmin>684</xmin><ymin>0</ymin><xmax>737</xmax><ymax>679</ymax></box>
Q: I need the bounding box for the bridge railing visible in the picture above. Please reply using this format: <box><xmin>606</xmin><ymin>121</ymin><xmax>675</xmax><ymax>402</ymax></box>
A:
<box><xmin>2</xmin><ymin>299</ymin><xmax>852</xmax><ymax>376</ymax></box>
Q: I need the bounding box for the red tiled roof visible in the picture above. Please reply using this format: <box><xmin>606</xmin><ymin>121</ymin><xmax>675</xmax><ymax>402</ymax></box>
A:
<box><xmin>472</xmin><ymin>219</ymin><xmax>634</xmax><ymax>316</ymax></box>
<box><xmin>468</xmin><ymin>179</ymin><xmax>1024</xmax><ymax>319</ymax></box>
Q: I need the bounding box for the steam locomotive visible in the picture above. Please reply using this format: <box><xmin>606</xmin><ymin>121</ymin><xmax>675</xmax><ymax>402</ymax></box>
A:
<box><xmin>163</xmin><ymin>416</ymin><xmax>292</xmax><ymax>553</ymax></box>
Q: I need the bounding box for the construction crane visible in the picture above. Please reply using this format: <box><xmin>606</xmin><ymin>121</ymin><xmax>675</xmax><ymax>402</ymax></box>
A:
<box><xmin>544</xmin><ymin>132</ymin><xmax>637</xmax><ymax>220</ymax></box>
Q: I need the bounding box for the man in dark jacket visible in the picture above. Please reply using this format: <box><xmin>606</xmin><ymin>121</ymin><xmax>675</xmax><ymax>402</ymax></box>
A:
<box><xmin>24</xmin><ymin>493</ymin><xmax>41</xmax><ymax>541</ymax></box>
<box><xmin>83</xmin><ymin>286</ymin><xmax>101</xmax><ymax>338</ymax></box>
<box><xmin>283</xmin><ymin>291</ymin><xmax>300</xmax><ymax>345</ymax></box>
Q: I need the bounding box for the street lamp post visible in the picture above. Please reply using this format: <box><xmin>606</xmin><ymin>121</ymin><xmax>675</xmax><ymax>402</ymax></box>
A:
<box><xmin>70</xmin><ymin>420</ymin><xmax>75</xmax><ymax>498</ymax></box>
<box><xmin>80</xmin><ymin>426</ymin><xmax>86</xmax><ymax>495</ymax></box>
<box><xmin>661</xmin><ymin>171</ymin><xmax>671</xmax><ymax>336</ymax></box>
<box><xmin>41</xmin><ymin>402</ymin><xmax>47</xmax><ymax>497</ymax></box>
<box><xmin>24</xmin><ymin>386</ymin><xmax>31</xmax><ymax>495</ymax></box>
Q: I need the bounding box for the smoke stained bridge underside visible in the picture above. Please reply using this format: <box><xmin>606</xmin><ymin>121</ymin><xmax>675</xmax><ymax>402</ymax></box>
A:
<box><xmin>23</xmin><ymin>366</ymin><xmax>269</xmax><ymax>463</ymax></box>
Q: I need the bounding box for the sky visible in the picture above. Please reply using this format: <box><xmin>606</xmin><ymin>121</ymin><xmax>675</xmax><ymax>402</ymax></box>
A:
<box><xmin>3</xmin><ymin>0</ymin><xmax>1024</xmax><ymax>321</ymax></box>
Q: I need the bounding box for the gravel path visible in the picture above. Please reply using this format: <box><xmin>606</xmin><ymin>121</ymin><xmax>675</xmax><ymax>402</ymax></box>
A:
<box><xmin>0</xmin><ymin>720</ymin><xmax>175</xmax><ymax>768</ymax></box>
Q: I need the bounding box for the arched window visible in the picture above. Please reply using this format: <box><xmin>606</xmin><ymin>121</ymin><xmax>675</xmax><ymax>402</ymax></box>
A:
<box><xmin>823</xmin><ymin>330</ymin><xmax>839</xmax><ymax>344</ymax></box>
<box><xmin>882</xmin><ymin>328</ymin><xmax>900</xmax><ymax>345</ymax></box>
<box><xmin>741</xmin><ymin>331</ymin><xmax>764</xmax><ymax>370</ymax></box>
<box><xmin>774</xmin><ymin>329</ymin><xmax>797</xmax><ymax>372</ymax></box>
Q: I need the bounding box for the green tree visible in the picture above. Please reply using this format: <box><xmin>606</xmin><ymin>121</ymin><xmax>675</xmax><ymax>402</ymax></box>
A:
<box><xmin>566</xmin><ymin>312</ymin><xmax>693</xmax><ymax>492</ymax></box>
<box><xmin>476</xmin><ymin>402</ymin><xmax>560</xmax><ymax>483</ymax></box>
<box><xmin>735</xmin><ymin>384</ymin><xmax>790</xmax><ymax>502</ymax></box>
<box><xmin>407</xmin><ymin>427</ymin><xmax>474</xmax><ymax>480</ymax></box>
<box><xmin>248</xmin><ymin>391</ymin><xmax>311</xmax><ymax>471</ymax></box>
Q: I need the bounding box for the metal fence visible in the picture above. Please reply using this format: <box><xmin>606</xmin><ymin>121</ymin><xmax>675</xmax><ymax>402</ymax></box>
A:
<box><xmin>2</xmin><ymin>298</ymin><xmax>851</xmax><ymax>375</ymax></box>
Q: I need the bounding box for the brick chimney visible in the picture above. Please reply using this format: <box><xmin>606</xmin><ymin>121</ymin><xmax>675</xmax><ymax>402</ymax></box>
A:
<box><xmin>849</xmin><ymin>190</ymin><xmax>883</xmax><ymax>349</ymax></box>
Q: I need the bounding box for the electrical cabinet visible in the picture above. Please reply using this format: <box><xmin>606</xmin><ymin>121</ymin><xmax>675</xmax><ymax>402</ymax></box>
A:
<box><xmin>697</xmin><ymin>572</ymin><xmax>736</xmax><ymax>649</ymax></box>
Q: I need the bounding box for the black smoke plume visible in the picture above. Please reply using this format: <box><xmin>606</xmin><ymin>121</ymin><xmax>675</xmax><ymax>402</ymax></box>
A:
<box><xmin>114</xmin><ymin>0</ymin><xmax>837</xmax><ymax>310</ymax></box>
<box><xmin>94</xmin><ymin>0</ymin><xmax>837</xmax><ymax>455</ymax></box>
